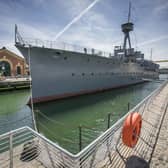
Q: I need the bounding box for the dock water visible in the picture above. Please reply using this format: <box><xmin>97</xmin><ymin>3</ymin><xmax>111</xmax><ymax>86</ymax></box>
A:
<box><xmin>0</xmin><ymin>80</ymin><xmax>168</xmax><ymax>168</ymax></box>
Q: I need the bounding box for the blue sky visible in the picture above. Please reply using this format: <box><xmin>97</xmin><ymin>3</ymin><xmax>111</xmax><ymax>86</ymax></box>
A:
<box><xmin>0</xmin><ymin>0</ymin><xmax>168</xmax><ymax>67</ymax></box>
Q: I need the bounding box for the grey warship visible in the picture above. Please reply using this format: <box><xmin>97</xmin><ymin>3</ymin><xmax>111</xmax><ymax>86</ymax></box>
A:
<box><xmin>15</xmin><ymin>5</ymin><xmax>159</xmax><ymax>103</ymax></box>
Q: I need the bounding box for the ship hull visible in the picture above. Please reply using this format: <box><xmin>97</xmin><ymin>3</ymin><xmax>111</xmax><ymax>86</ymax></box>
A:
<box><xmin>32</xmin><ymin>80</ymin><xmax>145</xmax><ymax>103</ymax></box>
<box><xmin>16</xmin><ymin>46</ymin><xmax>158</xmax><ymax>103</ymax></box>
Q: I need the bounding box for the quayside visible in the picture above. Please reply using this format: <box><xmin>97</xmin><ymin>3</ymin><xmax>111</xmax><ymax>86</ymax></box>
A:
<box><xmin>0</xmin><ymin>80</ymin><xmax>168</xmax><ymax>168</ymax></box>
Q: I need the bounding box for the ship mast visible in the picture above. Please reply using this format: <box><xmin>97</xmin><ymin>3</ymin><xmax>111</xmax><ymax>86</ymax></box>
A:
<box><xmin>128</xmin><ymin>1</ymin><xmax>131</xmax><ymax>23</ymax></box>
<box><xmin>121</xmin><ymin>2</ymin><xmax>134</xmax><ymax>56</ymax></box>
<box><xmin>150</xmin><ymin>48</ymin><xmax>153</xmax><ymax>61</ymax></box>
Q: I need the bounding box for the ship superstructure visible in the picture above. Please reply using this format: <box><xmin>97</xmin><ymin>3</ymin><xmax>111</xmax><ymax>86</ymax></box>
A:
<box><xmin>15</xmin><ymin>4</ymin><xmax>159</xmax><ymax>103</ymax></box>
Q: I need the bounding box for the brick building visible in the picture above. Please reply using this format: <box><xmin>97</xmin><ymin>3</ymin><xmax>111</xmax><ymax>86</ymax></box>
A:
<box><xmin>0</xmin><ymin>47</ymin><xmax>28</xmax><ymax>77</ymax></box>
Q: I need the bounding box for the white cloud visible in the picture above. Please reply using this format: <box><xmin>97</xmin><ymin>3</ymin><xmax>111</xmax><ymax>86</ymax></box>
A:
<box><xmin>154</xmin><ymin>1</ymin><xmax>168</xmax><ymax>13</ymax></box>
<box><xmin>0</xmin><ymin>0</ymin><xmax>167</xmax><ymax>68</ymax></box>
<box><xmin>137</xmin><ymin>35</ymin><xmax>168</xmax><ymax>47</ymax></box>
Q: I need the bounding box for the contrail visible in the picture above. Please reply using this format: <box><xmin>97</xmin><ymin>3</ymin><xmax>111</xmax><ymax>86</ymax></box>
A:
<box><xmin>54</xmin><ymin>0</ymin><xmax>101</xmax><ymax>40</ymax></box>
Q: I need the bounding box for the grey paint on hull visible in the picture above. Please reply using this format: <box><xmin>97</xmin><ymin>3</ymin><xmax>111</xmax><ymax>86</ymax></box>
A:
<box><xmin>16</xmin><ymin>46</ymin><xmax>158</xmax><ymax>102</ymax></box>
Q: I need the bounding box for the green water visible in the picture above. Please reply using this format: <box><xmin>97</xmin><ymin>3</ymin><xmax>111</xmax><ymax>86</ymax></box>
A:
<box><xmin>0</xmin><ymin>90</ymin><xmax>33</xmax><ymax>134</ymax></box>
<box><xmin>0</xmin><ymin>81</ymin><xmax>164</xmax><ymax>154</ymax></box>
<box><xmin>34</xmin><ymin>81</ymin><xmax>161</xmax><ymax>153</ymax></box>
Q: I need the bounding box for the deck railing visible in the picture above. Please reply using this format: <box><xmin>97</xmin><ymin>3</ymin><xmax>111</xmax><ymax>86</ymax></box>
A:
<box><xmin>15</xmin><ymin>25</ymin><xmax>112</xmax><ymax>58</ymax></box>
<box><xmin>16</xmin><ymin>37</ymin><xmax>112</xmax><ymax>57</ymax></box>
<box><xmin>0</xmin><ymin>80</ymin><xmax>168</xmax><ymax>168</ymax></box>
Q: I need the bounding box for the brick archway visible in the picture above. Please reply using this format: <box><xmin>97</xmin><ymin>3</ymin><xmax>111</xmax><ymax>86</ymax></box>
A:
<box><xmin>0</xmin><ymin>48</ymin><xmax>28</xmax><ymax>76</ymax></box>
<box><xmin>0</xmin><ymin>58</ymin><xmax>13</xmax><ymax>70</ymax></box>
<box><xmin>0</xmin><ymin>61</ymin><xmax>11</xmax><ymax>76</ymax></box>
<box><xmin>0</xmin><ymin>58</ymin><xmax>13</xmax><ymax>76</ymax></box>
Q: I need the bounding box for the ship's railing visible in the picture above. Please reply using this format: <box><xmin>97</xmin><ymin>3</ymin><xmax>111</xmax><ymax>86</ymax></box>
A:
<box><xmin>16</xmin><ymin>36</ymin><xmax>113</xmax><ymax>57</ymax></box>
<box><xmin>0</xmin><ymin>80</ymin><xmax>168</xmax><ymax>168</ymax></box>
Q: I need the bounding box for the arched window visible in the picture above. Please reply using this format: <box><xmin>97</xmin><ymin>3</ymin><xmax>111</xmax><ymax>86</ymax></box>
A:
<box><xmin>0</xmin><ymin>61</ymin><xmax>11</xmax><ymax>76</ymax></box>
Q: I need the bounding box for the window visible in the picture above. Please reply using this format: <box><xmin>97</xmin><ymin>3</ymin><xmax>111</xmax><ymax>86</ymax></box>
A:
<box><xmin>16</xmin><ymin>66</ymin><xmax>21</xmax><ymax>75</ymax></box>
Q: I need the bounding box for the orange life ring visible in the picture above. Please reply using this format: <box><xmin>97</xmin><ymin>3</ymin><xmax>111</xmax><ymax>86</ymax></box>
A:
<box><xmin>122</xmin><ymin>112</ymin><xmax>142</xmax><ymax>148</ymax></box>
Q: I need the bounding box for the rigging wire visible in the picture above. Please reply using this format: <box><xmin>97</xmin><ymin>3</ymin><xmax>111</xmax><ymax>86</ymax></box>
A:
<box><xmin>37</xmin><ymin>121</ymin><xmax>61</xmax><ymax>142</ymax></box>
<box><xmin>28</xmin><ymin>46</ymin><xmax>38</xmax><ymax>132</ymax></box>
<box><xmin>36</xmin><ymin>110</ymin><xmax>65</xmax><ymax>126</ymax></box>
<box><xmin>38</xmin><ymin>120</ymin><xmax>77</xmax><ymax>144</ymax></box>
<box><xmin>133</xmin><ymin>31</ymin><xmax>138</xmax><ymax>51</ymax></box>
<box><xmin>131</xmin><ymin>3</ymin><xmax>139</xmax><ymax>51</ymax></box>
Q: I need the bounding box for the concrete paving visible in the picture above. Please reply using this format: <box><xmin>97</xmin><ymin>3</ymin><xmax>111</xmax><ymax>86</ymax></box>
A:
<box><xmin>150</xmin><ymin>104</ymin><xmax>168</xmax><ymax>167</ymax></box>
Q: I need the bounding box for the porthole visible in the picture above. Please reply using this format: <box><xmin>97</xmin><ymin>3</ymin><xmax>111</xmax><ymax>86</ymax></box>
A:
<box><xmin>64</xmin><ymin>57</ymin><xmax>67</xmax><ymax>60</ymax></box>
<box><xmin>72</xmin><ymin>73</ymin><xmax>75</xmax><ymax>76</ymax></box>
<box><xmin>56</xmin><ymin>51</ymin><xmax>61</xmax><ymax>55</ymax></box>
<box><xmin>82</xmin><ymin>73</ymin><xmax>85</xmax><ymax>76</ymax></box>
<box><xmin>91</xmin><ymin>72</ymin><xmax>94</xmax><ymax>76</ymax></box>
